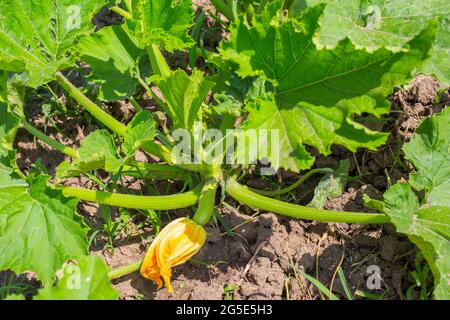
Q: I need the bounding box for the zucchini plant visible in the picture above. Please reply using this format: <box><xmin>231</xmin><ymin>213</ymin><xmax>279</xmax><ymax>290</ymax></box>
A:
<box><xmin>0</xmin><ymin>0</ymin><xmax>448</xmax><ymax>299</ymax></box>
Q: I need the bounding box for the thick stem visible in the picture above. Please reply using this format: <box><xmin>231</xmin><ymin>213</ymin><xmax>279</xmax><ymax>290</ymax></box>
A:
<box><xmin>210</xmin><ymin>0</ymin><xmax>234</xmax><ymax>21</ymax></box>
<box><xmin>192</xmin><ymin>179</ymin><xmax>218</xmax><ymax>225</ymax></box>
<box><xmin>109</xmin><ymin>261</ymin><xmax>141</xmax><ymax>279</ymax></box>
<box><xmin>129</xmin><ymin>96</ymin><xmax>142</xmax><ymax>112</ymax></box>
<box><xmin>140</xmin><ymin>140</ymin><xmax>175</xmax><ymax>163</ymax></box>
<box><xmin>22</xmin><ymin>122</ymin><xmax>78</xmax><ymax>159</ymax></box>
<box><xmin>111</xmin><ymin>6</ymin><xmax>132</xmax><ymax>20</ymax></box>
<box><xmin>56</xmin><ymin>72</ymin><xmax>127</xmax><ymax>136</ymax></box>
<box><xmin>250</xmin><ymin>168</ymin><xmax>333</xmax><ymax>197</ymax></box>
<box><xmin>60</xmin><ymin>184</ymin><xmax>203</xmax><ymax>210</ymax></box>
<box><xmin>225</xmin><ymin>177</ymin><xmax>390</xmax><ymax>224</ymax></box>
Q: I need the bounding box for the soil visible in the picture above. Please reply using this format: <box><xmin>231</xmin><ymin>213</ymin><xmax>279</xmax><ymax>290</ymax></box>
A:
<box><xmin>392</xmin><ymin>75</ymin><xmax>448</xmax><ymax>139</ymax></box>
<box><xmin>1</xmin><ymin>3</ymin><xmax>448</xmax><ymax>301</ymax></box>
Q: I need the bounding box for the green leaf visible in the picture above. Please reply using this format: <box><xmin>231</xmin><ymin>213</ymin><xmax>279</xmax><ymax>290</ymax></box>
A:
<box><xmin>123</xmin><ymin>110</ymin><xmax>156</xmax><ymax>155</ymax></box>
<box><xmin>306</xmin><ymin>0</ymin><xmax>450</xmax><ymax>85</ymax></box>
<box><xmin>308</xmin><ymin>160</ymin><xmax>349</xmax><ymax>209</ymax></box>
<box><xmin>35</xmin><ymin>256</ymin><xmax>119</xmax><ymax>300</ymax></box>
<box><xmin>403</xmin><ymin>108</ymin><xmax>450</xmax><ymax>207</ymax></box>
<box><xmin>420</xmin><ymin>17</ymin><xmax>450</xmax><ymax>86</ymax></box>
<box><xmin>380</xmin><ymin>110</ymin><xmax>450</xmax><ymax>299</ymax></box>
<box><xmin>307</xmin><ymin>0</ymin><xmax>448</xmax><ymax>51</ymax></box>
<box><xmin>218</xmin><ymin>4</ymin><xmax>437</xmax><ymax>171</ymax></box>
<box><xmin>383</xmin><ymin>183</ymin><xmax>450</xmax><ymax>300</ymax></box>
<box><xmin>0</xmin><ymin>174</ymin><xmax>88</xmax><ymax>286</ymax></box>
<box><xmin>56</xmin><ymin>130</ymin><xmax>122</xmax><ymax>179</ymax></box>
<box><xmin>156</xmin><ymin>69</ymin><xmax>214</xmax><ymax>130</ymax></box>
<box><xmin>0</xmin><ymin>0</ymin><xmax>108</xmax><ymax>87</ymax></box>
<box><xmin>222</xmin><ymin>4</ymin><xmax>437</xmax><ymax>107</ymax></box>
<box><xmin>0</xmin><ymin>72</ymin><xmax>21</xmax><ymax>169</ymax></box>
<box><xmin>76</xmin><ymin>24</ymin><xmax>147</xmax><ymax>101</ymax></box>
<box><xmin>132</xmin><ymin>0</ymin><xmax>194</xmax><ymax>52</ymax></box>
<box><xmin>0</xmin><ymin>101</ymin><xmax>20</xmax><ymax>158</ymax></box>
<box><xmin>242</xmin><ymin>95</ymin><xmax>388</xmax><ymax>171</ymax></box>
<box><xmin>213</xmin><ymin>75</ymin><xmax>269</xmax><ymax>117</ymax></box>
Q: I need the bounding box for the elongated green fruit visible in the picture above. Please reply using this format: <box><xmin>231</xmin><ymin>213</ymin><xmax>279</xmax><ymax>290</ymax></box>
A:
<box><xmin>192</xmin><ymin>179</ymin><xmax>218</xmax><ymax>225</ymax></box>
<box><xmin>60</xmin><ymin>184</ymin><xmax>203</xmax><ymax>210</ymax></box>
<box><xmin>56</xmin><ymin>72</ymin><xmax>127</xmax><ymax>136</ymax></box>
<box><xmin>225</xmin><ymin>177</ymin><xmax>389</xmax><ymax>224</ymax></box>
<box><xmin>22</xmin><ymin>122</ymin><xmax>78</xmax><ymax>159</ymax></box>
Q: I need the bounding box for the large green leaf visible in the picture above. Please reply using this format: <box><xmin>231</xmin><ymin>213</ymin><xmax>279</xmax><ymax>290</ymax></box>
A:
<box><xmin>373</xmin><ymin>109</ymin><xmax>450</xmax><ymax>300</ymax></box>
<box><xmin>76</xmin><ymin>24</ymin><xmax>146</xmax><ymax>101</ymax></box>
<box><xmin>307</xmin><ymin>0</ymin><xmax>448</xmax><ymax>50</ymax></box>
<box><xmin>306</xmin><ymin>0</ymin><xmax>450</xmax><ymax>85</ymax></box>
<box><xmin>0</xmin><ymin>0</ymin><xmax>108</xmax><ymax>87</ymax></box>
<box><xmin>35</xmin><ymin>256</ymin><xmax>119</xmax><ymax>300</ymax></box>
<box><xmin>56</xmin><ymin>130</ymin><xmax>122</xmax><ymax>179</ymax></box>
<box><xmin>218</xmin><ymin>4</ymin><xmax>436</xmax><ymax>171</ymax></box>
<box><xmin>242</xmin><ymin>95</ymin><xmax>388</xmax><ymax>171</ymax></box>
<box><xmin>0</xmin><ymin>173</ymin><xmax>88</xmax><ymax>286</ymax></box>
<box><xmin>1</xmin><ymin>69</ymin><xmax>89</xmax><ymax>291</ymax></box>
<box><xmin>420</xmin><ymin>18</ymin><xmax>450</xmax><ymax>86</ymax></box>
<box><xmin>403</xmin><ymin>108</ymin><xmax>450</xmax><ymax>207</ymax></box>
<box><xmin>156</xmin><ymin>69</ymin><xmax>214</xmax><ymax>130</ymax></box>
<box><xmin>383</xmin><ymin>183</ymin><xmax>449</xmax><ymax>300</ymax></box>
<box><xmin>132</xmin><ymin>0</ymin><xmax>194</xmax><ymax>52</ymax></box>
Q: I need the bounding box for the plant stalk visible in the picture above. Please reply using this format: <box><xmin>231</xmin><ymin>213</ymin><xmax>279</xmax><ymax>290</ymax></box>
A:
<box><xmin>22</xmin><ymin>122</ymin><xmax>78</xmax><ymax>159</ymax></box>
<box><xmin>56</xmin><ymin>72</ymin><xmax>127</xmax><ymax>136</ymax></box>
<box><xmin>225</xmin><ymin>177</ymin><xmax>390</xmax><ymax>224</ymax></box>
<box><xmin>111</xmin><ymin>6</ymin><xmax>132</xmax><ymax>20</ymax></box>
<box><xmin>60</xmin><ymin>184</ymin><xmax>203</xmax><ymax>210</ymax></box>
<box><xmin>109</xmin><ymin>261</ymin><xmax>142</xmax><ymax>279</ymax></box>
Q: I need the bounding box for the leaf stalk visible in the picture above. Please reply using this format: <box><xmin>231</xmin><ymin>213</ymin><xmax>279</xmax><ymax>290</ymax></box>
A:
<box><xmin>225</xmin><ymin>177</ymin><xmax>390</xmax><ymax>224</ymax></box>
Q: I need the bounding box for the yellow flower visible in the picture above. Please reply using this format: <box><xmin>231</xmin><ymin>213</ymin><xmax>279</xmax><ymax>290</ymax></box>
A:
<box><xmin>140</xmin><ymin>217</ymin><xmax>206</xmax><ymax>293</ymax></box>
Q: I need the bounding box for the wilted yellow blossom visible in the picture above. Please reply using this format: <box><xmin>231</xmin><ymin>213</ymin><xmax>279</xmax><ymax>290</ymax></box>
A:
<box><xmin>140</xmin><ymin>217</ymin><xmax>206</xmax><ymax>293</ymax></box>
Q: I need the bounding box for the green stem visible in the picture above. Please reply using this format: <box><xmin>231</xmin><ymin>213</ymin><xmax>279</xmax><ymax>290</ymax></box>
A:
<box><xmin>192</xmin><ymin>179</ymin><xmax>218</xmax><ymax>225</ymax></box>
<box><xmin>147</xmin><ymin>45</ymin><xmax>171</xmax><ymax>78</ymax></box>
<box><xmin>111</xmin><ymin>6</ymin><xmax>132</xmax><ymax>20</ymax></box>
<box><xmin>225</xmin><ymin>177</ymin><xmax>390</xmax><ymax>224</ymax></box>
<box><xmin>22</xmin><ymin>122</ymin><xmax>78</xmax><ymax>159</ymax></box>
<box><xmin>60</xmin><ymin>184</ymin><xmax>203</xmax><ymax>210</ymax></box>
<box><xmin>123</xmin><ymin>0</ymin><xmax>133</xmax><ymax>14</ymax></box>
<box><xmin>129</xmin><ymin>96</ymin><xmax>142</xmax><ymax>112</ymax></box>
<box><xmin>109</xmin><ymin>261</ymin><xmax>142</xmax><ymax>279</ymax></box>
<box><xmin>140</xmin><ymin>140</ymin><xmax>174</xmax><ymax>163</ymax></box>
<box><xmin>122</xmin><ymin>162</ymin><xmax>189</xmax><ymax>180</ymax></box>
<box><xmin>56</xmin><ymin>73</ymin><xmax>202</xmax><ymax>173</ymax></box>
<box><xmin>250</xmin><ymin>168</ymin><xmax>333</xmax><ymax>197</ymax></box>
<box><xmin>56</xmin><ymin>72</ymin><xmax>127</xmax><ymax>136</ymax></box>
<box><xmin>137</xmin><ymin>76</ymin><xmax>167</xmax><ymax>108</ymax></box>
<box><xmin>210</xmin><ymin>0</ymin><xmax>234</xmax><ymax>20</ymax></box>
